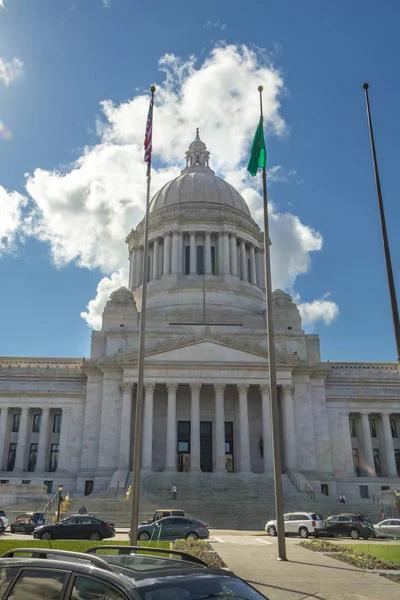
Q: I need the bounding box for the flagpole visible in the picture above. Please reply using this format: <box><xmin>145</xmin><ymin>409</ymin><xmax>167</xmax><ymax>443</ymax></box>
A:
<box><xmin>363</xmin><ymin>83</ymin><xmax>400</xmax><ymax>368</ymax></box>
<box><xmin>258</xmin><ymin>85</ymin><xmax>287</xmax><ymax>561</ymax></box>
<box><xmin>130</xmin><ymin>85</ymin><xmax>156</xmax><ymax>544</ymax></box>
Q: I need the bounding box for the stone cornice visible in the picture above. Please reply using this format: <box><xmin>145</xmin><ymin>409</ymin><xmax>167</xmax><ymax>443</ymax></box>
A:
<box><xmin>326</xmin><ymin>385</ymin><xmax>400</xmax><ymax>399</ymax></box>
<box><xmin>0</xmin><ymin>357</ymin><xmax>83</xmax><ymax>371</ymax></box>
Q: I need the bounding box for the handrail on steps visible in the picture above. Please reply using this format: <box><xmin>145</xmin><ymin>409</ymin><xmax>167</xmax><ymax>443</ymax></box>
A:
<box><xmin>285</xmin><ymin>467</ymin><xmax>315</xmax><ymax>502</ymax></box>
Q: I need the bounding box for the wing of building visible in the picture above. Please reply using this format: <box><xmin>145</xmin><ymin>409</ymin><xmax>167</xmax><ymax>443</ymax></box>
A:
<box><xmin>0</xmin><ymin>132</ymin><xmax>399</xmax><ymax>503</ymax></box>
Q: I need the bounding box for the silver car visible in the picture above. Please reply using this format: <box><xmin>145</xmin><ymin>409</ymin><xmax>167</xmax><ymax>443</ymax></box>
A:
<box><xmin>266</xmin><ymin>512</ymin><xmax>326</xmax><ymax>539</ymax></box>
<box><xmin>373</xmin><ymin>518</ymin><xmax>400</xmax><ymax>538</ymax></box>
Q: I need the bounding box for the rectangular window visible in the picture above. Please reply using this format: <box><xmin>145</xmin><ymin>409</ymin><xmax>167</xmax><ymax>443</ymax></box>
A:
<box><xmin>349</xmin><ymin>418</ymin><xmax>357</xmax><ymax>438</ymax></box>
<box><xmin>369</xmin><ymin>418</ymin><xmax>377</xmax><ymax>438</ymax></box>
<box><xmin>321</xmin><ymin>484</ymin><xmax>329</xmax><ymax>496</ymax></box>
<box><xmin>247</xmin><ymin>257</ymin><xmax>251</xmax><ymax>282</ymax></box>
<box><xmin>147</xmin><ymin>256</ymin><xmax>151</xmax><ymax>282</ymax></box>
<box><xmin>11</xmin><ymin>413</ymin><xmax>21</xmax><ymax>433</ymax></box>
<box><xmin>44</xmin><ymin>480</ymin><xmax>53</xmax><ymax>494</ymax></box>
<box><xmin>390</xmin><ymin>419</ymin><xmax>398</xmax><ymax>438</ymax></box>
<box><xmin>48</xmin><ymin>443</ymin><xmax>59</xmax><ymax>472</ymax></box>
<box><xmin>53</xmin><ymin>414</ymin><xmax>62</xmax><ymax>434</ymax></box>
<box><xmin>32</xmin><ymin>414</ymin><xmax>41</xmax><ymax>433</ymax></box>
<box><xmin>28</xmin><ymin>443</ymin><xmax>38</xmax><ymax>472</ymax></box>
<box><xmin>7</xmin><ymin>443</ymin><xmax>17</xmax><ymax>471</ymax></box>
<box><xmin>185</xmin><ymin>246</ymin><xmax>190</xmax><ymax>275</ymax></box>
<box><xmin>359</xmin><ymin>485</ymin><xmax>369</xmax><ymax>499</ymax></box>
<box><xmin>352</xmin><ymin>447</ymin><xmax>360</xmax><ymax>476</ymax></box>
<box><xmin>21</xmin><ymin>480</ymin><xmax>31</xmax><ymax>484</ymax></box>
<box><xmin>395</xmin><ymin>449</ymin><xmax>400</xmax><ymax>477</ymax></box>
<box><xmin>373</xmin><ymin>448</ymin><xmax>382</xmax><ymax>476</ymax></box>
<box><xmin>196</xmin><ymin>245</ymin><xmax>204</xmax><ymax>275</ymax></box>
<box><xmin>0</xmin><ymin>480</ymin><xmax>9</xmax><ymax>484</ymax></box>
<box><xmin>211</xmin><ymin>246</ymin><xmax>216</xmax><ymax>275</ymax></box>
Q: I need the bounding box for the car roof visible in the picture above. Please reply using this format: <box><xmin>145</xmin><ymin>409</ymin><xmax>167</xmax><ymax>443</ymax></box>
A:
<box><xmin>155</xmin><ymin>509</ymin><xmax>184</xmax><ymax>512</ymax></box>
<box><xmin>0</xmin><ymin>557</ymin><xmax>137</xmax><ymax>594</ymax></box>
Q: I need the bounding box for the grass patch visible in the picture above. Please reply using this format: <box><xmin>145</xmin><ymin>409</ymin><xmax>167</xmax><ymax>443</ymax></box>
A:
<box><xmin>0</xmin><ymin>539</ymin><xmax>169</xmax><ymax>555</ymax></box>
<box><xmin>351</xmin><ymin>543</ymin><xmax>400</xmax><ymax>564</ymax></box>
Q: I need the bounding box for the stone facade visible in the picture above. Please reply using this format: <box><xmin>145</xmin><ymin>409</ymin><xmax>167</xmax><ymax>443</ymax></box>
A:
<box><xmin>0</xmin><ymin>134</ymin><xmax>399</xmax><ymax>501</ymax></box>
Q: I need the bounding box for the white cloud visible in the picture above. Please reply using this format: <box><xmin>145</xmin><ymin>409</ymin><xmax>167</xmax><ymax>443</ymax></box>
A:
<box><xmin>205</xmin><ymin>19</ymin><xmax>226</xmax><ymax>31</ymax></box>
<box><xmin>19</xmin><ymin>43</ymin><xmax>332</xmax><ymax>328</ymax></box>
<box><xmin>298</xmin><ymin>296</ymin><xmax>339</xmax><ymax>328</ymax></box>
<box><xmin>0</xmin><ymin>57</ymin><xmax>23</xmax><ymax>86</ymax></box>
<box><xmin>80</xmin><ymin>268</ymin><xmax>128</xmax><ymax>329</ymax></box>
<box><xmin>0</xmin><ymin>186</ymin><xmax>28</xmax><ymax>254</ymax></box>
<box><xmin>102</xmin><ymin>0</ymin><xmax>111</xmax><ymax>8</ymax></box>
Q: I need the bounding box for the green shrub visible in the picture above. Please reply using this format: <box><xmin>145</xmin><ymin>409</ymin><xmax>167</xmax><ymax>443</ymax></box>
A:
<box><xmin>173</xmin><ymin>539</ymin><xmax>226</xmax><ymax>568</ymax></box>
<box><xmin>299</xmin><ymin>540</ymin><xmax>342</xmax><ymax>553</ymax></box>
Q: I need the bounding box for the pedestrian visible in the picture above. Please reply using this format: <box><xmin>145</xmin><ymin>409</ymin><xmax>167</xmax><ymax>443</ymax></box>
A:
<box><xmin>379</xmin><ymin>509</ymin><xmax>385</xmax><ymax>520</ymax></box>
<box><xmin>78</xmin><ymin>504</ymin><xmax>88</xmax><ymax>515</ymax></box>
<box><xmin>171</xmin><ymin>485</ymin><xmax>177</xmax><ymax>501</ymax></box>
<box><xmin>338</xmin><ymin>493</ymin><xmax>346</xmax><ymax>504</ymax></box>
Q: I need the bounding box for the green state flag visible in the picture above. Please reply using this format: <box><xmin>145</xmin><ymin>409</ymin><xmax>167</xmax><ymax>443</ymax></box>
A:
<box><xmin>247</xmin><ymin>117</ymin><xmax>266</xmax><ymax>176</ymax></box>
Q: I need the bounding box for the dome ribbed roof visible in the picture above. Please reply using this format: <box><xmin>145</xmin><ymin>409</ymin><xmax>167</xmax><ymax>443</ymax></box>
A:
<box><xmin>149</xmin><ymin>131</ymin><xmax>251</xmax><ymax>217</ymax></box>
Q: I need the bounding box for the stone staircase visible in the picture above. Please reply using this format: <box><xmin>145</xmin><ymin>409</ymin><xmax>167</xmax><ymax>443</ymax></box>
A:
<box><xmin>3</xmin><ymin>473</ymin><xmax>381</xmax><ymax>530</ymax></box>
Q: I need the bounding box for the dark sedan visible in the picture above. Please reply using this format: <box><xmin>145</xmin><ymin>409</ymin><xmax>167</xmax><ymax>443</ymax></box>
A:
<box><xmin>137</xmin><ymin>516</ymin><xmax>209</xmax><ymax>541</ymax></box>
<box><xmin>33</xmin><ymin>515</ymin><xmax>115</xmax><ymax>541</ymax></box>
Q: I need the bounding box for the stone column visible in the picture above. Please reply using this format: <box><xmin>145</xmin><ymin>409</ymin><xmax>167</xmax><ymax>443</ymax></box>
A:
<box><xmin>282</xmin><ymin>385</ymin><xmax>297</xmax><ymax>470</ymax></box>
<box><xmin>256</xmin><ymin>249</ymin><xmax>265</xmax><ymax>289</ymax></box>
<box><xmin>260</xmin><ymin>385</ymin><xmax>273</xmax><ymax>471</ymax></box>
<box><xmin>217</xmin><ymin>232</ymin><xmax>224</xmax><ymax>274</ymax></box>
<box><xmin>230</xmin><ymin>233</ymin><xmax>238</xmax><ymax>276</ymax></box>
<box><xmin>238</xmin><ymin>383</ymin><xmax>251</xmax><ymax>472</ymax></box>
<box><xmin>137</xmin><ymin>248</ymin><xmax>143</xmax><ymax>286</ymax></box>
<box><xmin>240</xmin><ymin>239</ymin><xmax>247</xmax><ymax>281</ymax></box>
<box><xmin>98</xmin><ymin>368</ymin><xmax>122</xmax><ymax>470</ymax></box>
<box><xmin>163</xmin><ymin>232</ymin><xmax>171</xmax><ymax>275</ymax></box>
<box><xmin>171</xmin><ymin>232</ymin><xmax>179</xmax><ymax>274</ymax></box>
<box><xmin>119</xmin><ymin>383</ymin><xmax>133</xmax><ymax>470</ymax></box>
<box><xmin>190</xmin><ymin>232</ymin><xmax>196</xmax><ymax>274</ymax></box>
<box><xmin>342</xmin><ymin>413</ymin><xmax>355</xmax><ymax>476</ymax></box>
<box><xmin>57</xmin><ymin>408</ymin><xmax>71</xmax><ymax>471</ymax></box>
<box><xmin>205</xmin><ymin>232</ymin><xmax>212</xmax><ymax>274</ymax></box>
<box><xmin>360</xmin><ymin>412</ymin><xmax>376</xmax><ymax>477</ymax></box>
<box><xmin>249</xmin><ymin>245</ymin><xmax>257</xmax><ymax>285</ymax></box>
<box><xmin>80</xmin><ymin>368</ymin><xmax>103</xmax><ymax>471</ymax></box>
<box><xmin>381</xmin><ymin>413</ymin><xmax>398</xmax><ymax>477</ymax></box>
<box><xmin>142</xmin><ymin>383</ymin><xmax>155</xmax><ymax>470</ymax></box>
<box><xmin>36</xmin><ymin>408</ymin><xmax>50</xmax><ymax>471</ymax></box>
<box><xmin>153</xmin><ymin>239</ymin><xmax>159</xmax><ymax>280</ymax></box>
<box><xmin>190</xmin><ymin>383</ymin><xmax>201</xmax><ymax>471</ymax></box>
<box><xmin>0</xmin><ymin>408</ymin><xmax>9</xmax><ymax>471</ymax></box>
<box><xmin>214</xmin><ymin>384</ymin><xmax>226</xmax><ymax>472</ymax></box>
<box><xmin>132</xmin><ymin>248</ymin><xmax>138</xmax><ymax>288</ymax></box>
<box><xmin>129</xmin><ymin>250</ymin><xmax>135</xmax><ymax>289</ymax></box>
<box><xmin>166</xmin><ymin>383</ymin><xmax>178</xmax><ymax>470</ymax></box>
<box><xmin>223</xmin><ymin>232</ymin><xmax>230</xmax><ymax>275</ymax></box>
<box><xmin>14</xmin><ymin>408</ymin><xmax>29</xmax><ymax>471</ymax></box>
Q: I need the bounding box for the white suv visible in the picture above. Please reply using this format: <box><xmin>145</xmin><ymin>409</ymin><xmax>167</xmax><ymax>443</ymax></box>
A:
<box><xmin>266</xmin><ymin>512</ymin><xmax>325</xmax><ymax>539</ymax></box>
<box><xmin>0</xmin><ymin>510</ymin><xmax>9</xmax><ymax>530</ymax></box>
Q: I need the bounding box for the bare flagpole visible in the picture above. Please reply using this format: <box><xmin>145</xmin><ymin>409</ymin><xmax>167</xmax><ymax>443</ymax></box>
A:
<box><xmin>363</xmin><ymin>83</ymin><xmax>400</xmax><ymax>368</ymax></box>
<box><xmin>130</xmin><ymin>85</ymin><xmax>156</xmax><ymax>544</ymax></box>
<box><xmin>258</xmin><ymin>85</ymin><xmax>287</xmax><ymax>561</ymax></box>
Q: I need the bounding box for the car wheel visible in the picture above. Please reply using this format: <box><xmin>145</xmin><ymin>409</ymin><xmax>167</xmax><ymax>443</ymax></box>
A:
<box><xmin>350</xmin><ymin>529</ymin><xmax>360</xmax><ymax>540</ymax></box>
<box><xmin>299</xmin><ymin>527</ymin><xmax>309</xmax><ymax>539</ymax></box>
<box><xmin>138</xmin><ymin>531</ymin><xmax>151</xmax><ymax>541</ymax></box>
<box><xmin>10</xmin><ymin>526</ymin><xmax>15</xmax><ymax>534</ymax></box>
<box><xmin>41</xmin><ymin>531</ymin><xmax>52</xmax><ymax>540</ymax></box>
<box><xmin>186</xmin><ymin>532</ymin><xmax>199</xmax><ymax>540</ymax></box>
<box><xmin>89</xmin><ymin>531</ymin><xmax>102</xmax><ymax>541</ymax></box>
<box><xmin>268</xmin><ymin>526</ymin><xmax>277</xmax><ymax>537</ymax></box>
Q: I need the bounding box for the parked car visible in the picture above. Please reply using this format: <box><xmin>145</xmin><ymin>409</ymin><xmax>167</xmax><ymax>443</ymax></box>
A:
<box><xmin>0</xmin><ymin>510</ymin><xmax>9</xmax><ymax>530</ymax></box>
<box><xmin>10</xmin><ymin>512</ymin><xmax>46</xmax><ymax>534</ymax></box>
<box><xmin>33</xmin><ymin>515</ymin><xmax>115</xmax><ymax>541</ymax></box>
<box><xmin>137</xmin><ymin>516</ymin><xmax>209</xmax><ymax>541</ymax></box>
<box><xmin>372</xmin><ymin>518</ymin><xmax>400</xmax><ymax>539</ymax></box>
<box><xmin>141</xmin><ymin>508</ymin><xmax>185</xmax><ymax>524</ymax></box>
<box><xmin>0</xmin><ymin>545</ymin><xmax>271</xmax><ymax>599</ymax></box>
<box><xmin>323</xmin><ymin>513</ymin><xmax>375</xmax><ymax>539</ymax></box>
<box><xmin>266</xmin><ymin>512</ymin><xmax>326</xmax><ymax>538</ymax></box>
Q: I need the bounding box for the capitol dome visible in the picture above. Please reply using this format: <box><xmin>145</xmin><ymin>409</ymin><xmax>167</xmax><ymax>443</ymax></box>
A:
<box><xmin>150</xmin><ymin>130</ymin><xmax>251</xmax><ymax>217</ymax></box>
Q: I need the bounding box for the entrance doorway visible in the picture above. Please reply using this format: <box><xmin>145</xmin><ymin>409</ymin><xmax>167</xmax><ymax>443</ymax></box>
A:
<box><xmin>200</xmin><ymin>421</ymin><xmax>213</xmax><ymax>472</ymax></box>
<box><xmin>84</xmin><ymin>480</ymin><xmax>94</xmax><ymax>496</ymax></box>
<box><xmin>177</xmin><ymin>421</ymin><xmax>191</xmax><ymax>472</ymax></box>
<box><xmin>225</xmin><ymin>421</ymin><xmax>234</xmax><ymax>472</ymax></box>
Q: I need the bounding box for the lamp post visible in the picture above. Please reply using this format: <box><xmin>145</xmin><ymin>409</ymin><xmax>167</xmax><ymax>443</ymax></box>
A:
<box><xmin>57</xmin><ymin>484</ymin><xmax>63</xmax><ymax>522</ymax></box>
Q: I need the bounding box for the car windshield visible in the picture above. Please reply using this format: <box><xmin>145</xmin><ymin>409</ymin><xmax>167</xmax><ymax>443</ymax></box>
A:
<box><xmin>99</xmin><ymin>554</ymin><xmax>196</xmax><ymax>573</ymax></box>
<box><xmin>135</xmin><ymin>574</ymin><xmax>268</xmax><ymax>600</ymax></box>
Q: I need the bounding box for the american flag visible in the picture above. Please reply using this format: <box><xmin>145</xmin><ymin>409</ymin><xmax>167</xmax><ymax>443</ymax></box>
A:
<box><xmin>144</xmin><ymin>97</ymin><xmax>153</xmax><ymax>163</ymax></box>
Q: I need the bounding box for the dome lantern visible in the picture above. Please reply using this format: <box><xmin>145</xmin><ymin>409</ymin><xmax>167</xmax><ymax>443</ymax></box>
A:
<box><xmin>183</xmin><ymin>128</ymin><xmax>211</xmax><ymax>172</ymax></box>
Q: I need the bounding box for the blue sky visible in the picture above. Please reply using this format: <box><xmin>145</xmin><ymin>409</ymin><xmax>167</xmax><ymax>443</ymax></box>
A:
<box><xmin>1</xmin><ymin>0</ymin><xmax>400</xmax><ymax>363</ymax></box>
